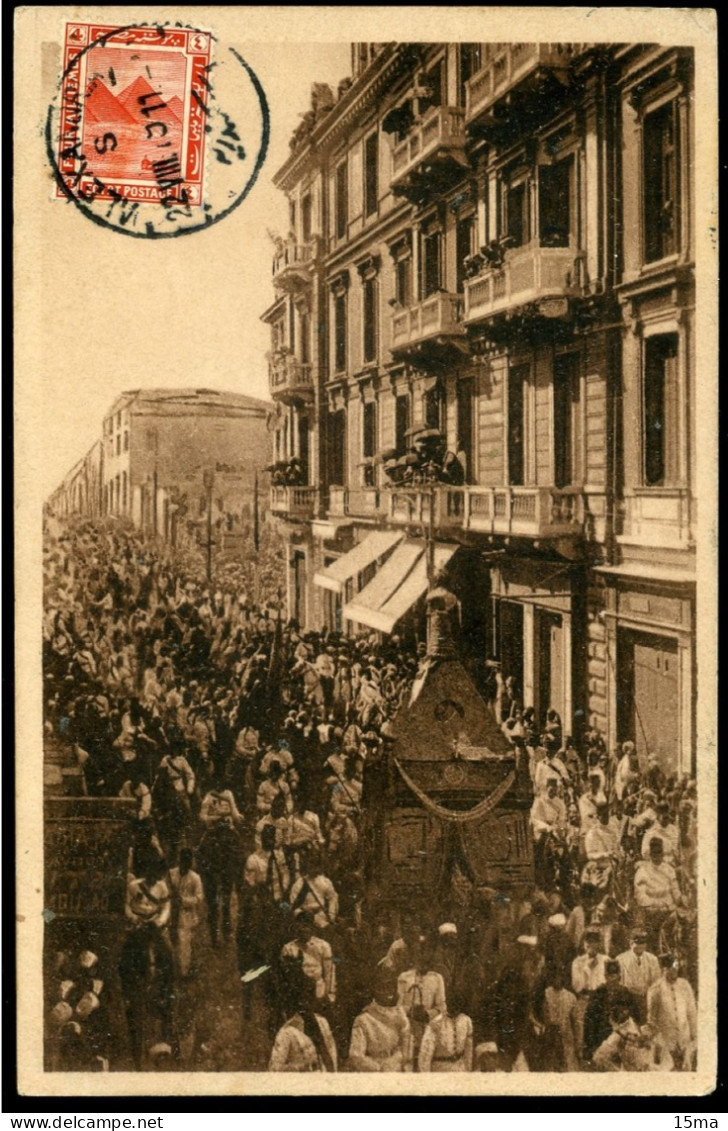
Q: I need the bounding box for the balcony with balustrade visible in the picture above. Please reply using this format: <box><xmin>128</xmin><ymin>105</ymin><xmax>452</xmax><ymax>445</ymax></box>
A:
<box><xmin>390</xmin><ymin>291</ymin><xmax>467</xmax><ymax>364</ymax></box>
<box><xmin>329</xmin><ymin>485</ymin><xmax>383</xmax><ymax>521</ymax></box>
<box><xmin>386</xmin><ymin>486</ymin><xmax>466</xmax><ymax>530</ymax></box>
<box><xmin>267</xmin><ymin>351</ymin><xmax>315</xmax><ymax>405</ymax></box>
<box><xmin>465</xmin><ymin>43</ymin><xmax>586</xmax><ymax>126</ymax></box>
<box><xmin>269</xmin><ymin>484</ymin><xmax>318</xmax><ymax>520</ymax></box>
<box><xmin>384</xmin><ymin>483</ymin><xmax>586</xmax><ymax>540</ymax></box>
<box><xmin>271</xmin><ymin>236</ymin><xmax>320</xmax><ymax>291</ymax></box>
<box><xmin>390</xmin><ymin>106</ymin><xmax>469</xmax><ymax>205</ymax></box>
<box><xmin>463</xmin><ymin>242</ymin><xmax>584</xmax><ymax>337</ymax></box>
<box><xmin>464</xmin><ymin>485</ymin><xmax>586</xmax><ymax>538</ymax></box>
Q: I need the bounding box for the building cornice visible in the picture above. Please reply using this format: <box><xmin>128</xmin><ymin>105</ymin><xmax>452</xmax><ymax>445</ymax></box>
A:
<box><xmin>274</xmin><ymin>44</ymin><xmax>412</xmax><ymax>193</ymax></box>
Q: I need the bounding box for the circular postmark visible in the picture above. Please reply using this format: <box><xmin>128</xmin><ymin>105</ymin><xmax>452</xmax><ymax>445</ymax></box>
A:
<box><xmin>46</xmin><ymin>21</ymin><xmax>269</xmax><ymax>238</ymax></box>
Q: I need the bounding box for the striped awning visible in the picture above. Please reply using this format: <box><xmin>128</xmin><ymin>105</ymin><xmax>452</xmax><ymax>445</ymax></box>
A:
<box><xmin>343</xmin><ymin>540</ymin><xmax>458</xmax><ymax>634</ymax></box>
<box><xmin>313</xmin><ymin>529</ymin><xmax>403</xmax><ymax>594</ymax></box>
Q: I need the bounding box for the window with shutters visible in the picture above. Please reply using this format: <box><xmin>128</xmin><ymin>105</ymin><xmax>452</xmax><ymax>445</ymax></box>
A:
<box><xmin>395</xmin><ymin>256</ymin><xmax>412</xmax><ymax>307</ymax></box>
<box><xmin>289</xmin><ymin>199</ymin><xmax>296</xmax><ymax>235</ymax></box>
<box><xmin>505</xmin><ymin>180</ymin><xmax>529</xmax><ymax>248</ymax></box>
<box><xmin>643</xmin><ymin>101</ymin><xmax>679</xmax><ymax>263</ymax></box>
<box><xmin>335</xmin><ymin>161</ymin><xmax>348</xmax><ymax>240</ymax></box>
<box><xmin>272</xmin><ymin>317</ymin><xmax>285</xmax><ymax>352</ymax></box>
<box><xmin>298</xmin><ymin>415</ymin><xmax>310</xmax><ymax>482</ymax></box>
<box><xmin>363</xmin><ymin>277</ymin><xmax>378</xmax><ymax>363</ymax></box>
<box><xmin>363</xmin><ymin>400</ymin><xmax>377</xmax><ymax>459</ymax></box>
<box><xmin>553</xmin><ymin>353</ymin><xmax>581</xmax><ymax>488</ymax></box>
<box><xmin>422</xmin><ymin>230</ymin><xmax>442</xmax><ymax>297</ymax></box>
<box><xmin>300</xmin><ymin>311</ymin><xmax>310</xmax><ymax>364</ymax></box>
<box><xmin>456</xmin><ymin>215</ymin><xmax>475</xmax><ymax>292</ymax></box>
<box><xmin>329</xmin><ymin>409</ymin><xmax>347</xmax><ymax>486</ymax></box>
<box><xmin>424</xmin><ymin>386</ymin><xmax>443</xmax><ymax>431</ymax></box>
<box><xmin>334</xmin><ymin>294</ymin><xmax>347</xmax><ymax>373</ymax></box>
<box><xmin>422</xmin><ymin>60</ymin><xmax>444</xmax><ymax>111</ymax></box>
<box><xmin>643</xmin><ymin>334</ymin><xmax>679</xmax><ymax>486</ymax></box>
<box><xmin>508</xmin><ymin>364</ymin><xmax>528</xmax><ymax>486</ymax></box>
<box><xmin>301</xmin><ymin>194</ymin><xmax>312</xmax><ymax>240</ymax></box>
<box><xmin>395</xmin><ymin>395</ymin><xmax>410</xmax><ymax>455</ymax></box>
<box><xmin>364</xmin><ymin>132</ymin><xmax>379</xmax><ymax>218</ymax></box>
<box><xmin>459</xmin><ymin>44</ymin><xmax>482</xmax><ymax>106</ymax></box>
<box><xmin>539</xmin><ymin>158</ymin><xmax>573</xmax><ymax>248</ymax></box>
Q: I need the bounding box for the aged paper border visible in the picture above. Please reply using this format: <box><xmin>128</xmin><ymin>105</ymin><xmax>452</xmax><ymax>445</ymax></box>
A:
<box><xmin>15</xmin><ymin>5</ymin><xmax>718</xmax><ymax>1098</ymax></box>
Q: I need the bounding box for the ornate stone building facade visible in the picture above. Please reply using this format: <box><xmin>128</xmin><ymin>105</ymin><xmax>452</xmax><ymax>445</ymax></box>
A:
<box><xmin>263</xmin><ymin>42</ymin><xmax>696</xmax><ymax>776</ymax></box>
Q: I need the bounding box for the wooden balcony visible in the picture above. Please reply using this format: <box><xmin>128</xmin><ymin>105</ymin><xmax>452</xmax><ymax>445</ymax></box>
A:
<box><xmin>463</xmin><ymin>242</ymin><xmax>584</xmax><ymax>330</ymax></box>
<box><xmin>268</xmin><ymin>352</ymin><xmax>314</xmax><ymax>404</ymax></box>
<box><xmin>271</xmin><ymin>236</ymin><xmax>319</xmax><ymax>291</ymax></box>
<box><xmin>465</xmin><ymin>43</ymin><xmax>584</xmax><ymax>124</ymax></box>
<box><xmin>269</xmin><ymin>485</ymin><xmax>318</xmax><ymax>520</ymax></box>
<box><xmin>385</xmin><ymin>484</ymin><xmax>586</xmax><ymax>539</ymax></box>
<box><xmin>329</xmin><ymin>486</ymin><xmax>383</xmax><ymax>519</ymax></box>
<box><xmin>391</xmin><ymin>292</ymin><xmax>466</xmax><ymax>361</ymax></box>
<box><xmin>390</xmin><ymin>107</ymin><xmax>468</xmax><ymax>204</ymax></box>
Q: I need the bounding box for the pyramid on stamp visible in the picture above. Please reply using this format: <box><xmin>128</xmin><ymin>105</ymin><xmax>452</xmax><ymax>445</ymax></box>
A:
<box><xmin>84</xmin><ymin>78</ymin><xmax>136</xmax><ymax>125</ymax></box>
<box><xmin>117</xmin><ymin>76</ymin><xmax>182</xmax><ymax>128</ymax></box>
<box><xmin>167</xmin><ymin>96</ymin><xmax>185</xmax><ymax>122</ymax></box>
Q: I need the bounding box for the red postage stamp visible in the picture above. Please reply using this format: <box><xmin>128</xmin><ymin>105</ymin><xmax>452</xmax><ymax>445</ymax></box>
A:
<box><xmin>55</xmin><ymin>23</ymin><xmax>212</xmax><ymax>206</ymax></box>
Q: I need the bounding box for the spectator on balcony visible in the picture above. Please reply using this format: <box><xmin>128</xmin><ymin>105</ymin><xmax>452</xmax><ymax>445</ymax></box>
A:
<box><xmin>287</xmin><ymin>457</ymin><xmax>305</xmax><ymax>486</ymax></box>
<box><xmin>441</xmin><ymin>450</ymin><xmax>465</xmax><ymax>486</ymax></box>
<box><xmin>500</xmin><ymin>674</ymin><xmax>520</xmax><ymax>724</ymax></box>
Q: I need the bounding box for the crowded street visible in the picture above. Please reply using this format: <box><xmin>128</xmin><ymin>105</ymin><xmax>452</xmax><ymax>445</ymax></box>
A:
<box><xmin>42</xmin><ymin>513</ymin><xmax>699</xmax><ymax>1075</ymax></box>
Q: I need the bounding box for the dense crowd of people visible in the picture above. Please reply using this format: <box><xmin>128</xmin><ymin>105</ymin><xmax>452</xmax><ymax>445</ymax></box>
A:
<box><xmin>44</xmin><ymin>514</ymin><xmax>698</xmax><ymax>1074</ymax></box>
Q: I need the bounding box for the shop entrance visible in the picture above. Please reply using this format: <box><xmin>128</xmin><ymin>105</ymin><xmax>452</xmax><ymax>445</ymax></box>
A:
<box><xmin>537</xmin><ymin>610</ymin><xmax>565</xmax><ymax>730</ymax></box>
<box><xmin>499</xmin><ymin>601</ymin><xmax>524</xmax><ymax>702</ymax></box>
<box><xmin>617</xmin><ymin>629</ymin><xmax>679</xmax><ymax>774</ymax></box>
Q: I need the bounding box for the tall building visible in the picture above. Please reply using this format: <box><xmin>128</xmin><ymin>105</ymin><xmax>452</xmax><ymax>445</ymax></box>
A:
<box><xmin>47</xmin><ymin>440</ymin><xmax>104</xmax><ymax>520</ymax></box>
<box><xmin>50</xmin><ymin>388</ymin><xmax>272</xmax><ymax>545</ymax></box>
<box><xmin>263</xmin><ymin>42</ymin><xmax>696</xmax><ymax>777</ymax></box>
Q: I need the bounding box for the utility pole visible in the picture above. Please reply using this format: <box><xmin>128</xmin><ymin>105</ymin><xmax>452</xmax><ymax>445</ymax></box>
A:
<box><xmin>202</xmin><ymin>467</ymin><xmax>216</xmax><ymax>582</ymax></box>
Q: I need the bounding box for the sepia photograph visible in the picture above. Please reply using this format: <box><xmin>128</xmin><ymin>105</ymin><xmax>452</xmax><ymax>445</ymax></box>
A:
<box><xmin>14</xmin><ymin>6</ymin><xmax>717</xmax><ymax>1098</ymax></box>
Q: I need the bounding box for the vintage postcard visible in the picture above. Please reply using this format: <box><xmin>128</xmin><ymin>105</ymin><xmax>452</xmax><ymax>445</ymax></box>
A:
<box><xmin>14</xmin><ymin>6</ymin><xmax>718</xmax><ymax>1098</ymax></box>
